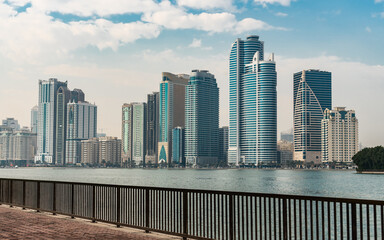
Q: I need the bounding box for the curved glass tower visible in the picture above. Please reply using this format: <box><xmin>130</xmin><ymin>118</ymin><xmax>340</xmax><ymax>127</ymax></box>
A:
<box><xmin>293</xmin><ymin>70</ymin><xmax>331</xmax><ymax>163</ymax></box>
<box><xmin>228</xmin><ymin>35</ymin><xmax>277</xmax><ymax>166</ymax></box>
<box><xmin>185</xmin><ymin>70</ymin><xmax>219</xmax><ymax>167</ymax></box>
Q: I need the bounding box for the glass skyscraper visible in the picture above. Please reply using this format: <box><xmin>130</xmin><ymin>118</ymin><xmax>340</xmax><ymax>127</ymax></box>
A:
<box><xmin>132</xmin><ymin>103</ymin><xmax>146</xmax><ymax>166</ymax></box>
<box><xmin>35</xmin><ymin>78</ymin><xmax>67</xmax><ymax>164</ymax></box>
<box><xmin>293</xmin><ymin>69</ymin><xmax>331</xmax><ymax>163</ymax></box>
<box><xmin>158</xmin><ymin>72</ymin><xmax>189</xmax><ymax>164</ymax></box>
<box><xmin>122</xmin><ymin>103</ymin><xmax>133</xmax><ymax>167</ymax></box>
<box><xmin>146</xmin><ymin>92</ymin><xmax>159</xmax><ymax>165</ymax></box>
<box><xmin>172</xmin><ymin>126</ymin><xmax>185</xmax><ymax>166</ymax></box>
<box><xmin>30</xmin><ymin>106</ymin><xmax>38</xmax><ymax>134</ymax></box>
<box><xmin>65</xmin><ymin>101</ymin><xmax>97</xmax><ymax>164</ymax></box>
<box><xmin>228</xmin><ymin>35</ymin><xmax>277</xmax><ymax>166</ymax></box>
<box><xmin>185</xmin><ymin>70</ymin><xmax>219</xmax><ymax>167</ymax></box>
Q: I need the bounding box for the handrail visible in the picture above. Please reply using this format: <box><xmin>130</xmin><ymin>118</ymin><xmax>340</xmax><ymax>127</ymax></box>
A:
<box><xmin>1</xmin><ymin>178</ymin><xmax>383</xmax><ymax>240</ymax></box>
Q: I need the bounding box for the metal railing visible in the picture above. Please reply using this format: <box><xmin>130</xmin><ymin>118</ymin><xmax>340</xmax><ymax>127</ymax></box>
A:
<box><xmin>0</xmin><ymin>178</ymin><xmax>383</xmax><ymax>239</ymax></box>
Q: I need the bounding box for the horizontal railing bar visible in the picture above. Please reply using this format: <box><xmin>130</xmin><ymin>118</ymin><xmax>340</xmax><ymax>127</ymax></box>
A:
<box><xmin>1</xmin><ymin>177</ymin><xmax>383</xmax><ymax>205</ymax></box>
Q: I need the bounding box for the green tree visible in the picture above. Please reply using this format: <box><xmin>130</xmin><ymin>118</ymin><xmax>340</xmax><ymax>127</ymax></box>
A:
<box><xmin>353</xmin><ymin>146</ymin><xmax>384</xmax><ymax>171</ymax></box>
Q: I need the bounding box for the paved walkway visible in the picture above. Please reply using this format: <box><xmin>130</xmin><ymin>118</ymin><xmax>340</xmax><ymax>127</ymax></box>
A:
<box><xmin>0</xmin><ymin>204</ymin><xmax>182</xmax><ymax>240</ymax></box>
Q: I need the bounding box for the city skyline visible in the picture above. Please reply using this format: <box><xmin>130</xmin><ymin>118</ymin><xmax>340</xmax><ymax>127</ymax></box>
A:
<box><xmin>0</xmin><ymin>0</ymin><xmax>383</xmax><ymax>148</ymax></box>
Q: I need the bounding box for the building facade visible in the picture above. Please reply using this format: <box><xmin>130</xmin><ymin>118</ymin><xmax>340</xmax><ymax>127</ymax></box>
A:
<box><xmin>172</xmin><ymin>127</ymin><xmax>185</xmax><ymax>166</ymax></box>
<box><xmin>35</xmin><ymin>78</ymin><xmax>67</xmax><ymax>164</ymax></box>
<box><xmin>2</xmin><ymin>118</ymin><xmax>20</xmax><ymax>131</ymax></box>
<box><xmin>277</xmin><ymin>140</ymin><xmax>294</xmax><ymax>166</ymax></box>
<box><xmin>99</xmin><ymin>137</ymin><xmax>121</xmax><ymax>166</ymax></box>
<box><xmin>185</xmin><ymin>70</ymin><xmax>219</xmax><ymax>167</ymax></box>
<box><xmin>65</xmin><ymin>101</ymin><xmax>97</xmax><ymax>164</ymax></box>
<box><xmin>281</xmin><ymin>129</ymin><xmax>293</xmax><ymax>143</ymax></box>
<box><xmin>228</xmin><ymin>35</ymin><xmax>277</xmax><ymax>166</ymax></box>
<box><xmin>146</xmin><ymin>92</ymin><xmax>159</xmax><ymax>165</ymax></box>
<box><xmin>218</xmin><ymin>126</ymin><xmax>229</xmax><ymax>166</ymax></box>
<box><xmin>81</xmin><ymin>137</ymin><xmax>121</xmax><ymax>166</ymax></box>
<box><xmin>122</xmin><ymin>103</ymin><xmax>133</xmax><ymax>166</ymax></box>
<box><xmin>132</xmin><ymin>103</ymin><xmax>146</xmax><ymax>166</ymax></box>
<box><xmin>0</xmin><ymin>128</ymin><xmax>37</xmax><ymax>165</ymax></box>
<box><xmin>158</xmin><ymin>72</ymin><xmax>189</xmax><ymax>164</ymax></box>
<box><xmin>81</xmin><ymin>138</ymin><xmax>99</xmax><ymax>165</ymax></box>
<box><xmin>31</xmin><ymin>106</ymin><xmax>39</xmax><ymax>134</ymax></box>
<box><xmin>293</xmin><ymin>70</ymin><xmax>332</xmax><ymax>164</ymax></box>
<box><xmin>321</xmin><ymin>107</ymin><xmax>358</xmax><ymax>163</ymax></box>
<box><xmin>55</xmin><ymin>86</ymin><xmax>71</xmax><ymax>165</ymax></box>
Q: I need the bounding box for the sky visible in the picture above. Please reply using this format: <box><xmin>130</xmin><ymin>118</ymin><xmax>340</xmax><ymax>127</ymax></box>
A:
<box><xmin>0</xmin><ymin>0</ymin><xmax>383</xmax><ymax>147</ymax></box>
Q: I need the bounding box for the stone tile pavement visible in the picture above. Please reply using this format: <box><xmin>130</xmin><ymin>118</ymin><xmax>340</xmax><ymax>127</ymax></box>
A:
<box><xmin>0</xmin><ymin>204</ymin><xmax>183</xmax><ymax>240</ymax></box>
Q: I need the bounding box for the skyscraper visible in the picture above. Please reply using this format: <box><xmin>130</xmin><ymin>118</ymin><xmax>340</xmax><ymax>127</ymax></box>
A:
<box><xmin>321</xmin><ymin>107</ymin><xmax>358</xmax><ymax>163</ymax></box>
<box><xmin>172</xmin><ymin>127</ymin><xmax>185</xmax><ymax>166</ymax></box>
<box><xmin>218</xmin><ymin>126</ymin><xmax>229</xmax><ymax>166</ymax></box>
<box><xmin>228</xmin><ymin>35</ymin><xmax>277</xmax><ymax>166</ymax></box>
<box><xmin>35</xmin><ymin>78</ymin><xmax>67</xmax><ymax>164</ymax></box>
<box><xmin>146</xmin><ymin>92</ymin><xmax>159</xmax><ymax>165</ymax></box>
<box><xmin>132</xmin><ymin>103</ymin><xmax>146</xmax><ymax>166</ymax></box>
<box><xmin>55</xmin><ymin>86</ymin><xmax>71</xmax><ymax>165</ymax></box>
<box><xmin>293</xmin><ymin>69</ymin><xmax>331</xmax><ymax>164</ymax></box>
<box><xmin>158</xmin><ymin>72</ymin><xmax>189</xmax><ymax>164</ymax></box>
<box><xmin>31</xmin><ymin>106</ymin><xmax>38</xmax><ymax>134</ymax></box>
<box><xmin>122</xmin><ymin>103</ymin><xmax>133</xmax><ymax>167</ymax></box>
<box><xmin>65</xmin><ymin>101</ymin><xmax>97</xmax><ymax>164</ymax></box>
<box><xmin>185</xmin><ymin>70</ymin><xmax>219</xmax><ymax>167</ymax></box>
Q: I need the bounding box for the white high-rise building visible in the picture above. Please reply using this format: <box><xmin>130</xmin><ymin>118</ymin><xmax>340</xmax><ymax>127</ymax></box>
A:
<box><xmin>65</xmin><ymin>101</ymin><xmax>97</xmax><ymax>164</ymax></box>
<box><xmin>321</xmin><ymin>107</ymin><xmax>358</xmax><ymax>163</ymax></box>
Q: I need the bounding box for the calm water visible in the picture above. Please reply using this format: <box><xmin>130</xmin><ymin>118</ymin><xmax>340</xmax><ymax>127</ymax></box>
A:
<box><xmin>0</xmin><ymin>168</ymin><xmax>383</xmax><ymax>200</ymax></box>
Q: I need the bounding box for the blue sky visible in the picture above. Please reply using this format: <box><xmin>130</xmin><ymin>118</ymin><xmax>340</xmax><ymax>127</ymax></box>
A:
<box><xmin>0</xmin><ymin>0</ymin><xmax>383</xmax><ymax>147</ymax></box>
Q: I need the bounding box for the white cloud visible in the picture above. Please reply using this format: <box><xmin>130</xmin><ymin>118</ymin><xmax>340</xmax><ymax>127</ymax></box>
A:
<box><xmin>275</xmin><ymin>12</ymin><xmax>288</xmax><ymax>17</ymax></box>
<box><xmin>189</xmin><ymin>38</ymin><xmax>202</xmax><ymax>48</ymax></box>
<box><xmin>375</xmin><ymin>0</ymin><xmax>383</xmax><ymax>3</ymax></box>
<box><xmin>177</xmin><ymin>0</ymin><xmax>234</xmax><ymax>10</ymax></box>
<box><xmin>0</xmin><ymin>8</ymin><xmax>161</xmax><ymax>63</ymax></box>
<box><xmin>254</xmin><ymin>0</ymin><xmax>293</xmax><ymax>7</ymax></box>
<box><xmin>366</xmin><ymin>27</ymin><xmax>372</xmax><ymax>33</ymax></box>
<box><xmin>234</xmin><ymin>18</ymin><xmax>285</xmax><ymax>33</ymax></box>
<box><xmin>142</xmin><ymin>3</ymin><xmax>282</xmax><ymax>33</ymax></box>
<box><xmin>8</xmin><ymin>0</ymin><xmax>160</xmax><ymax>17</ymax></box>
<box><xmin>0</xmin><ymin>0</ymin><xmax>285</xmax><ymax>63</ymax></box>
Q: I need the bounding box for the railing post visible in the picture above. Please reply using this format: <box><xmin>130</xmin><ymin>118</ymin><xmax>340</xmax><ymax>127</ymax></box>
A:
<box><xmin>71</xmin><ymin>183</ymin><xmax>75</xmax><ymax>218</ymax></box>
<box><xmin>36</xmin><ymin>181</ymin><xmax>40</xmax><ymax>212</ymax></box>
<box><xmin>145</xmin><ymin>189</ymin><xmax>150</xmax><ymax>232</ymax></box>
<box><xmin>92</xmin><ymin>185</ymin><xmax>96</xmax><ymax>223</ymax></box>
<box><xmin>229</xmin><ymin>194</ymin><xmax>234</xmax><ymax>240</ymax></box>
<box><xmin>117</xmin><ymin>187</ymin><xmax>121</xmax><ymax>228</ymax></box>
<box><xmin>22</xmin><ymin>180</ymin><xmax>26</xmax><ymax>209</ymax></box>
<box><xmin>351</xmin><ymin>203</ymin><xmax>357</xmax><ymax>240</ymax></box>
<box><xmin>283</xmin><ymin>198</ymin><xmax>288</xmax><ymax>240</ymax></box>
<box><xmin>9</xmin><ymin>180</ymin><xmax>13</xmax><ymax>207</ymax></box>
<box><xmin>182</xmin><ymin>190</ymin><xmax>188</xmax><ymax>240</ymax></box>
<box><xmin>52</xmin><ymin>182</ymin><xmax>56</xmax><ymax>215</ymax></box>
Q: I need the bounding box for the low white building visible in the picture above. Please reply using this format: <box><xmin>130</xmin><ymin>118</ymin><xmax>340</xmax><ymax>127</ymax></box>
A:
<box><xmin>0</xmin><ymin>128</ymin><xmax>37</xmax><ymax>164</ymax></box>
<box><xmin>321</xmin><ymin>107</ymin><xmax>358</xmax><ymax>163</ymax></box>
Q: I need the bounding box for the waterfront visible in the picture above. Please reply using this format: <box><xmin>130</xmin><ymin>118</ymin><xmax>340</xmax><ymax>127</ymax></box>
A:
<box><xmin>0</xmin><ymin>168</ymin><xmax>383</xmax><ymax>200</ymax></box>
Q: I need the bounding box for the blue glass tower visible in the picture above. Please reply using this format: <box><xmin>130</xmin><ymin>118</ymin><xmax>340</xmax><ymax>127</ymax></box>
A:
<box><xmin>172</xmin><ymin>127</ymin><xmax>185</xmax><ymax>166</ymax></box>
<box><xmin>293</xmin><ymin>70</ymin><xmax>331</xmax><ymax>163</ymax></box>
<box><xmin>228</xmin><ymin>36</ymin><xmax>277</xmax><ymax>166</ymax></box>
<box><xmin>185</xmin><ymin>70</ymin><xmax>219</xmax><ymax>167</ymax></box>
